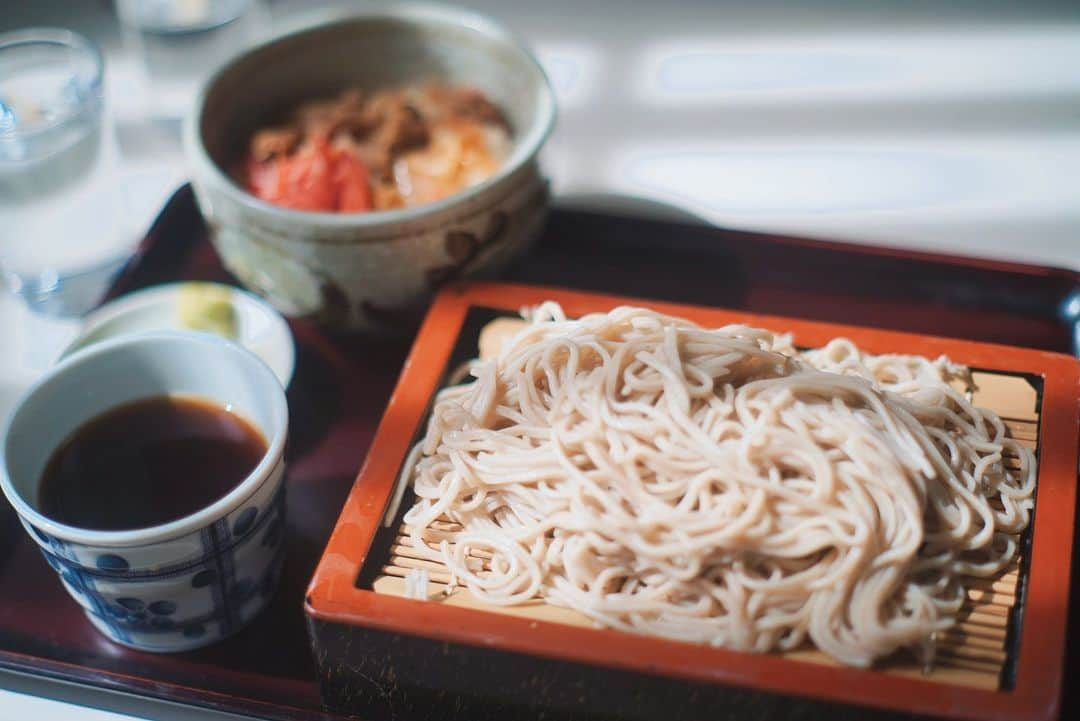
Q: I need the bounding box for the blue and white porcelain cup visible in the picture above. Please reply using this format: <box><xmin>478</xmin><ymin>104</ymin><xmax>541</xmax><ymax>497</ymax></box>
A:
<box><xmin>0</xmin><ymin>332</ymin><xmax>288</xmax><ymax>652</ymax></box>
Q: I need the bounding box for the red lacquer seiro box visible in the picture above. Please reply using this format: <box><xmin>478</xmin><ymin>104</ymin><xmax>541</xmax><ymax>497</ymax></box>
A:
<box><xmin>306</xmin><ymin>282</ymin><xmax>1079</xmax><ymax>721</ymax></box>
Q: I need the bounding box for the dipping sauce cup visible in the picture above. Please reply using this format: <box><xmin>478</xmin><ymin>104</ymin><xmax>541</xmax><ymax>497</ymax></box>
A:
<box><xmin>0</xmin><ymin>332</ymin><xmax>288</xmax><ymax>652</ymax></box>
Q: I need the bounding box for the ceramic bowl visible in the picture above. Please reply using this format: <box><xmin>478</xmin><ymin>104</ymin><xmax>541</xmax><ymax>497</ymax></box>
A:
<box><xmin>0</xmin><ymin>333</ymin><xmax>288</xmax><ymax>652</ymax></box>
<box><xmin>183</xmin><ymin>4</ymin><xmax>556</xmax><ymax>332</ymax></box>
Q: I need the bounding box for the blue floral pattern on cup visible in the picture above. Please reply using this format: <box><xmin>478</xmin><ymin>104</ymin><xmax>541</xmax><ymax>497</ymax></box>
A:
<box><xmin>24</xmin><ymin>463</ymin><xmax>286</xmax><ymax>652</ymax></box>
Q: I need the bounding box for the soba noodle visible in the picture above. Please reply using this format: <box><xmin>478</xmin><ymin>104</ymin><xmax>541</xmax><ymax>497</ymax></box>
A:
<box><xmin>400</xmin><ymin>304</ymin><xmax>1036</xmax><ymax>667</ymax></box>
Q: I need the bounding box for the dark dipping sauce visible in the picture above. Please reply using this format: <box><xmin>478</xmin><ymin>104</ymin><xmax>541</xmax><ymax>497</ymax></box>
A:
<box><xmin>39</xmin><ymin>395</ymin><xmax>267</xmax><ymax>531</ymax></box>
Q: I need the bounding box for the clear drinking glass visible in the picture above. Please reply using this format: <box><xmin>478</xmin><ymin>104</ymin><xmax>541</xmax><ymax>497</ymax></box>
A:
<box><xmin>0</xmin><ymin>28</ymin><xmax>131</xmax><ymax>317</ymax></box>
<box><xmin>116</xmin><ymin>0</ymin><xmax>268</xmax><ymax>120</ymax></box>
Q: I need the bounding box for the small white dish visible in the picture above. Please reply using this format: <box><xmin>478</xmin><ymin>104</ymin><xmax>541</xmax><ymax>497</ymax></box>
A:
<box><xmin>62</xmin><ymin>282</ymin><xmax>295</xmax><ymax>388</ymax></box>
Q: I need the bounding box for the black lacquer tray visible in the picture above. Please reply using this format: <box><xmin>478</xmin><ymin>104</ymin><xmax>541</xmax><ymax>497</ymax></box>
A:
<box><xmin>0</xmin><ymin>185</ymin><xmax>1075</xmax><ymax>720</ymax></box>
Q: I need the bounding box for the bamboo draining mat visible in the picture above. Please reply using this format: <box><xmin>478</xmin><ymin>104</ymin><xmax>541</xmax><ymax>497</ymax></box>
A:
<box><xmin>372</xmin><ymin>366</ymin><xmax>1039</xmax><ymax>693</ymax></box>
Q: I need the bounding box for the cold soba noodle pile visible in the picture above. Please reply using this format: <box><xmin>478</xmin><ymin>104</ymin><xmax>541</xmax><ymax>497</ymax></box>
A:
<box><xmin>398</xmin><ymin>304</ymin><xmax>1036</xmax><ymax>667</ymax></box>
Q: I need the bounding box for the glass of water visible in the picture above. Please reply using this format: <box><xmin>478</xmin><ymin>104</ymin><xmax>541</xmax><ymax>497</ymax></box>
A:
<box><xmin>0</xmin><ymin>28</ymin><xmax>131</xmax><ymax>317</ymax></box>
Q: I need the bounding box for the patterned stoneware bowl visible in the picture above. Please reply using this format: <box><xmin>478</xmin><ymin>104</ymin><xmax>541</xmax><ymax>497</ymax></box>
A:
<box><xmin>0</xmin><ymin>333</ymin><xmax>288</xmax><ymax>652</ymax></box>
<box><xmin>183</xmin><ymin>4</ymin><xmax>555</xmax><ymax>332</ymax></box>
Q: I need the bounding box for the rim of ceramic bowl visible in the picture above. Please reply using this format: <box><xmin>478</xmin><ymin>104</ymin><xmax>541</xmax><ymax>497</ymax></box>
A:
<box><xmin>183</xmin><ymin>2</ymin><xmax>556</xmax><ymax>235</ymax></box>
<box><xmin>0</xmin><ymin>331</ymin><xmax>289</xmax><ymax>548</ymax></box>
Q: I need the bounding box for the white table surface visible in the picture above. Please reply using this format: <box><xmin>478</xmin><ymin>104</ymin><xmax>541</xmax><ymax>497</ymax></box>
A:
<box><xmin>1</xmin><ymin>1</ymin><xmax>1078</xmax><ymax>719</ymax></box>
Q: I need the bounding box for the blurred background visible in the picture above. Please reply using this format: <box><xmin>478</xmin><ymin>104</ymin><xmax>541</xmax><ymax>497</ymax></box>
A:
<box><xmin>4</xmin><ymin>0</ymin><xmax>1080</xmax><ymax>265</ymax></box>
<box><xmin>0</xmin><ymin>1</ymin><xmax>1078</xmax><ymax>716</ymax></box>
